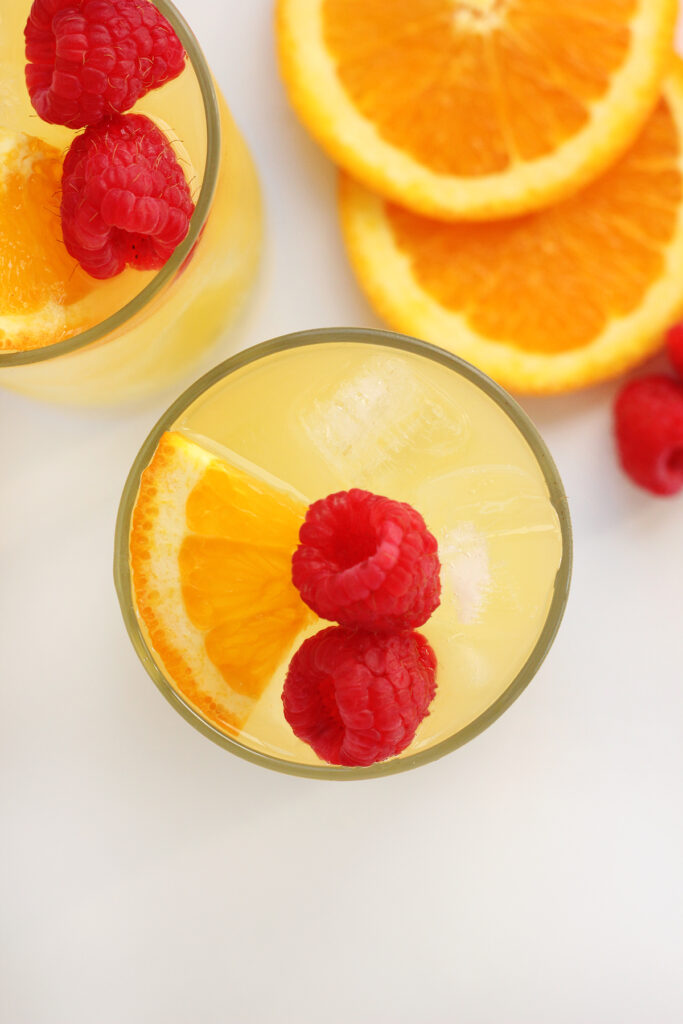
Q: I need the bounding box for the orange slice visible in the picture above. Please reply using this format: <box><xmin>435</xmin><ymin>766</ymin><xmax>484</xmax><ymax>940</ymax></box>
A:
<box><xmin>277</xmin><ymin>0</ymin><xmax>677</xmax><ymax>221</ymax></box>
<box><xmin>130</xmin><ymin>431</ymin><xmax>316</xmax><ymax>736</ymax></box>
<box><xmin>339</xmin><ymin>65</ymin><xmax>683</xmax><ymax>394</ymax></box>
<box><xmin>0</xmin><ymin>128</ymin><xmax>99</xmax><ymax>352</ymax></box>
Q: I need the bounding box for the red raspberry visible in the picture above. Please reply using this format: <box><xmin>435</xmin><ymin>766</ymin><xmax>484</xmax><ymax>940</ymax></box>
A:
<box><xmin>614</xmin><ymin>375</ymin><xmax>683</xmax><ymax>496</ymax></box>
<box><xmin>25</xmin><ymin>0</ymin><xmax>185</xmax><ymax>129</ymax></box>
<box><xmin>282</xmin><ymin>626</ymin><xmax>437</xmax><ymax>767</ymax></box>
<box><xmin>666</xmin><ymin>322</ymin><xmax>683</xmax><ymax>380</ymax></box>
<box><xmin>60</xmin><ymin>113</ymin><xmax>195</xmax><ymax>279</ymax></box>
<box><xmin>292</xmin><ymin>489</ymin><xmax>441</xmax><ymax>632</ymax></box>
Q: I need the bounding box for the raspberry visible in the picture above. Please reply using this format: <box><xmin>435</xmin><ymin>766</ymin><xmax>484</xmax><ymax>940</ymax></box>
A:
<box><xmin>614</xmin><ymin>375</ymin><xmax>683</xmax><ymax>496</ymax></box>
<box><xmin>282</xmin><ymin>626</ymin><xmax>437</xmax><ymax>767</ymax></box>
<box><xmin>60</xmin><ymin>113</ymin><xmax>195</xmax><ymax>278</ymax></box>
<box><xmin>666</xmin><ymin>322</ymin><xmax>683</xmax><ymax>380</ymax></box>
<box><xmin>292</xmin><ymin>489</ymin><xmax>441</xmax><ymax>632</ymax></box>
<box><xmin>25</xmin><ymin>0</ymin><xmax>185</xmax><ymax>129</ymax></box>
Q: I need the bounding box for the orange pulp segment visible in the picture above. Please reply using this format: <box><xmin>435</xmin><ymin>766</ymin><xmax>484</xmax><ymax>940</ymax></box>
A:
<box><xmin>130</xmin><ymin>431</ymin><xmax>316</xmax><ymax>735</ymax></box>
<box><xmin>339</xmin><ymin>63</ymin><xmax>683</xmax><ymax>393</ymax></box>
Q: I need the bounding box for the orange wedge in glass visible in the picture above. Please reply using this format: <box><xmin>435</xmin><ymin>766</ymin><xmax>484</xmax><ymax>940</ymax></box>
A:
<box><xmin>277</xmin><ymin>0</ymin><xmax>677</xmax><ymax>220</ymax></box>
<box><xmin>0</xmin><ymin>128</ymin><xmax>100</xmax><ymax>352</ymax></box>
<box><xmin>129</xmin><ymin>432</ymin><xmax>316</xmax><ymax>736</ymax></box>
<box><xmin>339</xmin><ymin>65</ymin><xmax>683</xmax><ymax>394</ymax></box>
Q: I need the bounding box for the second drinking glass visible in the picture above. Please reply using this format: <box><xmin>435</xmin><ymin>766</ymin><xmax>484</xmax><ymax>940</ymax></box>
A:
<box><xmin>0</xmin><ymin>0</ymin><xmax>262</xmax><ymax>405</ymax></box>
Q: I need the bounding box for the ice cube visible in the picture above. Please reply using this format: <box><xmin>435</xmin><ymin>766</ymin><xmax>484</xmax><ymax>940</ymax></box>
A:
<box><xmin>439</xmin><ymin>522</ymin><xmax>492</xmax><ymax>625</ymax></box>
<box><xmin>299</xmin><ymin>354</ymin><xmax>470</xmax><ymax>483</ymax></box>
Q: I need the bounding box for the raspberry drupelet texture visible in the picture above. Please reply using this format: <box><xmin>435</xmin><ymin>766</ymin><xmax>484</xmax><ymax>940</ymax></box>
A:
<box><xmin>614</xmin><ymin>375</ymin><xmax>683</xmax><ymax>496</ymax></box>
<box><xmin>292</xmin><ymin>489</ymin><xmax>441</xmax><ymax>632</ymax></box>
<box><xmin>60</xmin><ymin>113</ymin><xmax>195</xmax><ymax>278</ymax></box>
<box><xmin>666</xmin><ymin>322</ymin><xmax>683</xmax><ymax>380</ymax></box>
<box><xmin>25</xmin><ymin>0</ymin><xmax>186</xmax><ymax>129</ymax></box>
<box><xmin>282</xmin><ymin>626</ymin><xmax>437</xmax><ymax>766</ymax></box>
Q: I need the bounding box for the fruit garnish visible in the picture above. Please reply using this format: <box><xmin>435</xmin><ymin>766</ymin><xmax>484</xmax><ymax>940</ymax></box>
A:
<box><xmin>282</xmin><ymin>626</ymin><xmax>437</xmax><ymax>767</ymax></box>
<box><xmin>130</xmin><ymin>432</ymin><xmax>316</xmax><ymax>736</ymax></box>
<box><xmin>0</xmin><ymin>127</ymin><xmax>100</xmax><ymax>352</ymax></box>
<box><xmin>292</xmin><ymin>488</ymin><xmax>441</xmax><ymax>632</ymax></box>
<box><xmin>277</xmin><ymin>0</ymin><xmax>676</xmax><ymax>221</ymax></box>
<box><xmin>614</xmin><ymin>376</ymin><xmax>683</xmax><ymax>496</ymax></box>
<box><xmin>339</xmin><ymin>64</ymin><xmax>683</xmax><ymax>395</ymax></box>
<box><xmin>666</xmin><ymin>323</ymin><xmax>683</xmax><ymax>380</ymax></box>
<box><xmin>25</xmin><ymin>0</ymin><xmax>185</xmax><ymax>129</ymax></box>
<box><xmin>61</xmin><ymin>113</ymin><xmax>195</xmax><ymax>279</ymax></box>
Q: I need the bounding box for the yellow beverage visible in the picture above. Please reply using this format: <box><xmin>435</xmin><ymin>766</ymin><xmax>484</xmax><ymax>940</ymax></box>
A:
<box><xmin>115</xmin><ymin>330</ymin><xmax>572</xmax><ymax>778</ymax></box>
<box><xmin>0</xmin><ymin>0</ymin><xmax>261</xmax><ymax>404</ymax></box>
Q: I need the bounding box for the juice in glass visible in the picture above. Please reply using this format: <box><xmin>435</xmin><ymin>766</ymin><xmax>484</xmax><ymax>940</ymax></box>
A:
<box><xmin>0</xmin><ymin>0</ymin><xmax>262</xmax><ymax>404</ymax></box>
<box><xmin>115</xmin><ymin>329</ymin><xmax>572</xmax><ymax>779</ymax></box>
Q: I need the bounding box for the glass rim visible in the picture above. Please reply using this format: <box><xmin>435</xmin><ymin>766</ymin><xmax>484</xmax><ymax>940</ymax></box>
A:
<box><xmin>0</xmin><ymin>0</ymin><xmax>221</xmax><ymax>368</ymax></box>
<box><xmin>113</xmin><ymin>327</ymin><xmax>573</xmax><ymax>781</ymax></box>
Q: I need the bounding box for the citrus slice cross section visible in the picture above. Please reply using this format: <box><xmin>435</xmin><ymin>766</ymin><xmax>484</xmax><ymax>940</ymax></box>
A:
<box><xmin>340</xmin><ymin>65</ymin><xmax>683</xmax><ymax>394</ymax></box>
<box><xmin>129</xmin><ymin>431</ymin><xmax>316</xmax><ymax>736</ymax></box>
<box><xmin>277</xmin><ymin>0</ymin><xmax>677</xmax><ymax>220</ymax></box>
<box><xmin>0</xmin><ymin>128</ymin><xmax>99</xmax><ymax>352</ymax></box>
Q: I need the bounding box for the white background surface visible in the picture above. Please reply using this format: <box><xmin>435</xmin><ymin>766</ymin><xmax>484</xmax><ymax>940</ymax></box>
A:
<box><xmin>2</xmin><ymin>3</ymin><xmax>683</xmax><ymax>1021</ymax></box>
